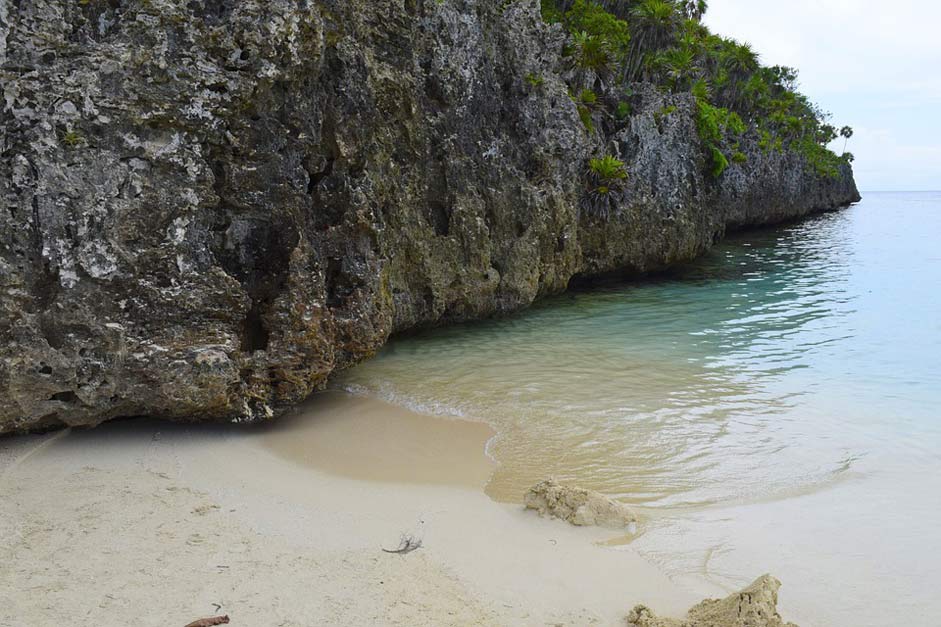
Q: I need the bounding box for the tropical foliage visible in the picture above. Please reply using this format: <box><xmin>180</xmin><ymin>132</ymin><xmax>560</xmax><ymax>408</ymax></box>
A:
<box><xmin>540</xmin><ymin>0</ymin><xmax>852</xmax><ymax>178</ymax></box>
<box><xmin>587</xmin><ymin>155</ymin><xmax>629</xmax><ymax>214</ymax></box>
<box><xmin>589</xmin><ymin>155</ymin><xmax>628</xmax><ymax>182</ymax></box>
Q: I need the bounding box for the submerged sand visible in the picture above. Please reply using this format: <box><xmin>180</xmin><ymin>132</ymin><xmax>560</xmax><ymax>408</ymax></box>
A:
<box><xmin>0</xmin><ymin>392</ymin><xmax>725</xmax><ymax>627</ymax></box>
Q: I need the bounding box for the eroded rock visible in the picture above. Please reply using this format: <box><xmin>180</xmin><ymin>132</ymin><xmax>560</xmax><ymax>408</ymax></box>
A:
<box><xmin>523</xmin><ymin>478</ymin><xmax>637</xmax><ymax>528</ymax></box>
<box><xmin>626</xmin><ymin>575</ymin><xmax>798</xmax><ymax>627</ymax></box>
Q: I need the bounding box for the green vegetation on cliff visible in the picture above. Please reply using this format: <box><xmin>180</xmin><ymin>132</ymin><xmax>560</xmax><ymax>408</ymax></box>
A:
<box><xmin>541</xmin><ymin>0</ymin><xmax>852</xmax><ymax>178</ymax></box>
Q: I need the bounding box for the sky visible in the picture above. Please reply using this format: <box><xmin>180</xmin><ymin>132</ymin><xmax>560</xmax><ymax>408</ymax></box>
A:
<box><xmin>705</xmin><ymin>0</ymin><xmax>941</xmax><ymax>191</ymax></box>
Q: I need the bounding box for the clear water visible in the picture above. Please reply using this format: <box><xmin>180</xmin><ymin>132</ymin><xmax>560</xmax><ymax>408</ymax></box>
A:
<box><xmin>334</xmin><ymin>192</ymin><xmax>941</xmax><ymax>626</ymax></box>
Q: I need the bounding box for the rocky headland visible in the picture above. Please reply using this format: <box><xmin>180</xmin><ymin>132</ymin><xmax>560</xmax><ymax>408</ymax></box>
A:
<box><xmin>0</xmin><ymin>0</ymin><xmax>859</xmax><ymax>433</ymax></box>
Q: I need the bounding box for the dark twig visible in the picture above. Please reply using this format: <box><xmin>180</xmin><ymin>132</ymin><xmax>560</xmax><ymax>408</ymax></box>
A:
<box><xmin>382</xmin><ymin>535</ymin><xmax>422</xmax><ymax>554</ymax></box>
<box><xmin>184</xmin><ymin>615</ymin><xmax>229</xmax><ymax>627</ymax></box>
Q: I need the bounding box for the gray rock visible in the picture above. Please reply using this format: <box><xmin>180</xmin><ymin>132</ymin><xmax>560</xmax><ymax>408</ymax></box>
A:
<box><xmin>0</xmin><ymin>0</ymin><xmax>859</xmax><ymax>433</ymax></box>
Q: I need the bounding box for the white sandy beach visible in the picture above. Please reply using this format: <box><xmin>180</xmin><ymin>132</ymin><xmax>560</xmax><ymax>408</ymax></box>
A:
<box><xmin>0</xmin><ymin>391</ymin><xmax>716</xmax><ymax>627</ymax></box>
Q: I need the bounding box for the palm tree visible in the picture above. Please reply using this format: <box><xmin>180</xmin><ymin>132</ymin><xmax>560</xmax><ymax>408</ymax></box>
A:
<box><xmin>690</xmin><ymin>31</ymin><xmax>724</xmax><ymax>77</ymax></box>
<box><xmin>626</xmin><ymin>0</ymin><xmax>681</xmax><ymax>82</ymax></box>
<box><xmin>724</xmin><ymin>41</ymin><xmax>759</xmax><ymax>77</ymax></box>
<box><xmin>681</xmin><ymin>0</ymin><xmax>708</xmax><ymax>22</ymax></box>
<box><xmin>839</xmin><ymin>125</ymin><xmax>854</xmax><ymax>154</ymax></box>
<box><xmin>655</xmin><ymin>46</ymin><xmax>697</xmax><ymax>90</ymax></box>
<box><xmin>571</xmin><ymin>30</ymin><xmax>614</xmax><ymax>73</ymax></box>
<box><xmin>721</xmin><ymin>41</ymin><xmax>759</xmax><ymax>108</ymax></box>
<box><xmin>740</xmin><ymin>73</ymin><xmax>770</xmax><ymax>118</ymax></box>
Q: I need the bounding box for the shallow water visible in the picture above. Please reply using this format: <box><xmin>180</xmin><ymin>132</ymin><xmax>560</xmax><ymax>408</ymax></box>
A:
<box><xmin>333</xmin><ymin>191</ymin><xmax>941</xmax><ymax>626</ymax></box>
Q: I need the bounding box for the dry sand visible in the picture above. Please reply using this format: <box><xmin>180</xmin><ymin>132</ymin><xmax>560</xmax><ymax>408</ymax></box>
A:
<box><xmin>0</xmin><ymin>391</ymin><xmax>715</xmax><ymax>627</ymax></box>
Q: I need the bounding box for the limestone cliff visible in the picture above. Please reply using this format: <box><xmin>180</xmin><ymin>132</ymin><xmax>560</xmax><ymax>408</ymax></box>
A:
<box><xmin>0</xmin><ymin>0</ymin><xmax>859</xmax><ymax>433</ymax></box>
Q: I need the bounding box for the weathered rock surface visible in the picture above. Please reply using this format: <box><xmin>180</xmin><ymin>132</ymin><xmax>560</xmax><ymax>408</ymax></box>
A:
<box><xmin>627</xmin><ymin>575</ymin><xmax>798</xmax><ymax>627</ymax></box>
<box><xmin>523</xmin><ymin>478</ymin><xmax>637</xmax><ymax>528</ymax></box>
<box><xmin>0</xmin><ymin>0</ymin><xmax>860</xmax><ymax>433</ymax></box>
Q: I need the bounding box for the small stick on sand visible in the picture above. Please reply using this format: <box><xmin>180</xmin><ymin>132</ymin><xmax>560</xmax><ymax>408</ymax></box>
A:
<box><xmin>382</xmin><ymin>535</ymin><xmax>422</xmax><ymax>554</ymax></box>
<box><xmin>184</xmin><ymin>615</ymin><xmax>229</xmax><ymax>627</ymax></box>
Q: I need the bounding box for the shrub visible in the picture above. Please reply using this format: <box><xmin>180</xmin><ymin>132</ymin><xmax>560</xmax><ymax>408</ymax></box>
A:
<box><xmin>615</xmin><ymin>101</ymin><xmax>631</xmax><ymax>120</ymax></box>
<box><xmin>570</xmin><ymin>32</ymin><xmax>612</xmax><ymax>71</ymax></box>
<box><xmin>586</xmin><ymin>155</ymin><xmax>628</xmax><ymax>215</ymax></box>
<box><xmin>61</xmin><ymin>130</ymin><xmax>83</xmax><ymax>148</ymax></box>
<box><xmin>589</xmin><ymin>155</ymin><xmax>628</xmax><ymax>181</ymax></box>
<box><xmin>708</xmin><ymin>146</ymin><xmax>729</xmax><ymax>178</ymax></box>
<box><xmin>540</xmin><ymin>0</ymin><xmax>564</xmax><ymax>23</ymax></box>
<box><xmin>525</xmin><ymin>72</ymin><xmax>545</xmax><ymax>87</ymax></box>
<box><xmin>794</xmin><ymin>137</ymin><xmax>843</xmax><ymax>178</ymax></box>
<box><xmin>550</xmin><ymin>1</ymin><xmax>631</xmax><ymax>73</ymax></box>
<box><xmin>579</xmin><ymin>88</ymin><xmax>598</xmax><ymax>105</ymax></box>
<box><xmin>694</xmin><ymin>99</ymin><xmax>743</xmax><ymax>177</ymax></box>
<box><xmin>577</xmin><ymin>105</ymin><xmax>594</xmax><ymax>133</ymax></box>
<box><xmin>565</xmin><ymin>1</ymin><xmax>631</xmax><ymax>63</ymax></box>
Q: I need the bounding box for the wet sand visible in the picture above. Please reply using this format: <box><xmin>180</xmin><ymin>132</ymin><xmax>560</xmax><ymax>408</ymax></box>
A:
<box><xmin>0</xmin><ymin>392</ymin><xmax>710</xmax><ymax>627</ymax></box>
<box><xmin>261</xmin><ymin>391</ymin><xmax>497</xmax><ymax>489</ymax></box>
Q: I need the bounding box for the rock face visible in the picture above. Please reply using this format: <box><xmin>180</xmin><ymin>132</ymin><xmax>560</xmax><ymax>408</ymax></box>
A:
<box><xmin>524</xmin><ymin>478</ymin><xmax>637</xmax><ymax>528</ymax></box>
<box><xmin>627</xmin><ymin>575</ymin><xmax>798</xmax><ymax>627</ymax></box>
<box><xmin>0</xmin><ymin>0</ymin><xmax>860</xmax><ymax>434</ymax></box>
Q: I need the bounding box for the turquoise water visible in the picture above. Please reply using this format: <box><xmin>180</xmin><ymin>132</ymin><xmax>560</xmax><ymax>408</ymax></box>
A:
<box><xmin>335</xmin><ymin>192</ymin><xmax>941</xmax><ymax>626</ymax></box>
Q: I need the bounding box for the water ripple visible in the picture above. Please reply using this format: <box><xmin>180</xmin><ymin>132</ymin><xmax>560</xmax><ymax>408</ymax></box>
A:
<box><xmin>335</xmin><ymin>195</ymin><xmax>941</xmax><ymax>510</ymax></box>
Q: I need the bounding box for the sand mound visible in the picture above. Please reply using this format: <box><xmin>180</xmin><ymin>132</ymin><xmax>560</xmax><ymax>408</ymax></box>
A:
<box><xmin>523</xmin><ymin>479</ymin><xmax>637</xmax><ymax>528</ymax></box>
<box><xmin>626</xmin><ymin>574</ymin><xmax>798</xmax><ymax>627</ymax></box>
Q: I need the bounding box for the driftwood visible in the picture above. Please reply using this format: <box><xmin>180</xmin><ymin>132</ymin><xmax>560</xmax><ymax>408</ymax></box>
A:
<box><xmin>184</xmin><ymin>615</ymin><xmax>230</xmax><ymax>627</ymax></box>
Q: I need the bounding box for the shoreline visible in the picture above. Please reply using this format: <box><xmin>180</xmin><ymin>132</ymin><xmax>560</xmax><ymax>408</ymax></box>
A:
<box><xmin>259</xmin><ymin>390</ymin><xmax>498</xmax><ymax>490</ymax></box>
<box><xmin>0</xmin><ymin>392</ymin><xmax>716</xmax><ymax>626</ymax></box>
